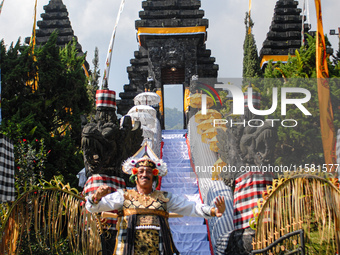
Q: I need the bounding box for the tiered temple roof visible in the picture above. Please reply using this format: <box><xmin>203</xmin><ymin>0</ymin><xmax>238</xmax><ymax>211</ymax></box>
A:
<box><xmin>25</xmin><ymin>0</ymin><xmax>85</xmax><ymax>59</ymax></box>
<box><xmin>117</xmin><ymin>0</ymin><xmax>219</xmax><ymax>116</ymax></box>
<box><xmin>259</xmin><ymin>0</ymin><xmax>309</xmax><ymax>68</ymax></box>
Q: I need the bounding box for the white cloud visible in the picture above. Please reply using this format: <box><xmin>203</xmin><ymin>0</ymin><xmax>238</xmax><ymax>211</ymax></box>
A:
<box><xmin>1</xmin><ymin>0</ymin><xmax>340</xmax><ymax>97</ymax></box>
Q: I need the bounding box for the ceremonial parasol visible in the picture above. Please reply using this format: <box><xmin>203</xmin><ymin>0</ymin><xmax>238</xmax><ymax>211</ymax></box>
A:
<box><xmin>201</xmin><ymin>127</ymin><xmax>227</xmax><ymax>143</ymax></box>
<box><xmin>141</xmin><ymin>125</ymin><xmax>156</xmax><ymax>140</ymax></box>
<box><xmin>212</xmin><ymin>158</ymin><xmax>227</xmax><ymax>180</ymax></box>
<box><xmin>197</xmin><ymin>118</ymin><xmax>226</xmax><ymax>135</ymax></box>
<box><xmin>128</xmin><ymin>105</ymin><xmax>157</xmax><ymax>119</ymax></box>
<box><xmin>209</xmin><ymin>136</ymin><xmax>219</xmax><ymax>153</ymax></box>
<box><xmin>189</xmin><ymin>93</ymin><xmax>214</xmax><ymax>108</ymax></box>
<box><xmin>127</xmin><ymin>112</ymin><xmax>156</xmax><ymax>129</ymax></box>
<box><xmin>195</xmin><ymin>109</ymin><xmax>222</xmax><ymax>123</ymax></box>
<box><xmin>134</xmin><ymin>92</ymin><xmax>161</xmax><ymax>106</ymax></box>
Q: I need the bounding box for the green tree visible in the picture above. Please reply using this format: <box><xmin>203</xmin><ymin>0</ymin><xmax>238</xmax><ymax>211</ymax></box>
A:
<box><xmin>260</xmin><ymin>35</ymin><xmax>340</xmax><ymax>166</ymax></box>
<box><xmin>164</xmin><ymin>107</ymin><xmax>183</xmax><ymax>130</ymax></box>
<box><xmin>243</xmin><ymin>12</ymin><xmax>262</xmax><ymax>79</ymax></box>
<box><xmin>0</xmin><ymin>32</ymin><xmax>91</xmax><ymax>186</ymax></box>
<box><xmin>331</xmin><ymin>38</ymin><xmax>340</xmax><ymax>76</ymax></box>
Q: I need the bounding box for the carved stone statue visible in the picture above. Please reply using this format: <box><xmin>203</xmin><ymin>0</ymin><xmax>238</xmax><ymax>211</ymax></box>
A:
<box><xmin>81</xmin><ymin>105</ymin><xmax>143</xmax><ymax>185</ymax></box>
<box><xmin>217</xmin><ymin>109</ymin><xmax>277</xmax><ymax>254</ymax></box>
<box><xmin>217</xmin><ymin>109</ymin><xmax>277</xmax><ymax>189</ymax></box>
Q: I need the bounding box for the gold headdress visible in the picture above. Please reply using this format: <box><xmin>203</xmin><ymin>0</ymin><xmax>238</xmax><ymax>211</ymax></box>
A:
<box><xmin>122</xmin><ymin>142</ymin><xmax>167</xmax><ymax>177</ymax></box>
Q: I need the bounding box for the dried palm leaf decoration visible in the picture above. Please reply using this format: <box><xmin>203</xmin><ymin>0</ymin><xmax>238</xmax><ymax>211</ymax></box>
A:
<box><xmin>250</xmin><ymin>172</ymin><xmax>340</xmax><ymax>254</ymax></box>
<box><xmin>0</xmin><ymin>177</ymin><xmax>103</xmax><ymax>254</ymax></box>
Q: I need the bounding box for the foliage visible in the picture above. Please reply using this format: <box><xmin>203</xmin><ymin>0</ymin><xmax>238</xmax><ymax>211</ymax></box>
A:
<box><xmin>0</xmin><ymin>32</ymin><xmax>92</xmax><ymax>186</ymax></box>
<box><xmin>165</xmin><ymin>107</ymin><xmax>184</xmax><ymax>130</ymax></box>
<box><xmin>331</xmin><ymin>39</ymin><xmax>340</xmax><ymax>76</ymax></box>
<box><xmin>217</xmin><ymin>90</ymin><xmax>232</xmax><ymax>118</ymax></box>
<box><xmin>260</xmin><ymin>35</ymin><xmax>340</xmax><ymax>166</ymax></box>
<box><xmin>18</xmin><ymin>233</ymin><xmax>77</xmax><ymax>255</ymax></box>
<box><xmin>15</xmin><ymin>138</ymin><xmax>49</xmax><ymax>193</ymax></box>
<box><xmin>242</xmin><ymin>12</ymin><xmax>262</xmax><ymax>79</ymax></box>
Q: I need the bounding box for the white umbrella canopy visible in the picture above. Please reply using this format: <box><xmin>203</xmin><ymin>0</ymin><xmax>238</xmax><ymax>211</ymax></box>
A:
<box><xmin>134</xmin><ymin>92</ymin><xmax>161</xmax><ymax>106</ymax></box>
<box><xmin>127</xmin><ymin>112</ymin><xmax>156</xmax><ymax>129</ymax></box>
<box><xmin>127</xmin><ymin>105</ymin><xmax>157</xmax><ymax>119</ymax></box>
<box><xmin>141</xmin><ymin>125</ymin><xmax>156</xmax><ymax>139</ymax></box>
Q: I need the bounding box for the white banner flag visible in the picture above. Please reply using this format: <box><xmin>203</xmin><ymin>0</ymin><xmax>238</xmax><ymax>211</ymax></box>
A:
<box><xmin>102</xmin><ymin>0</ymin><xmax>126</xmax><ymax>89</ymax></box>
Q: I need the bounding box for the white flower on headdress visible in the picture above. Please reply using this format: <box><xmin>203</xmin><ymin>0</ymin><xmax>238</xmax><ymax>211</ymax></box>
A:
<box><xmin>121</xmin><ymin>143</ymin><xmax>167</xmax><ymax>177</ymax></box>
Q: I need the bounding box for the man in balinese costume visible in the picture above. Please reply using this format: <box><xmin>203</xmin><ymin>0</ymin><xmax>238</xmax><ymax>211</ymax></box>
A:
<box><xmin>86</xmin><ymin>144</ymin><xmax>225</xmax><ymax>254</ymax></box>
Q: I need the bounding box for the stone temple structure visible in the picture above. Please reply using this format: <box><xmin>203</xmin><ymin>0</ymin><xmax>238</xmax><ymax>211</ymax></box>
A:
<box><xmin>25</xmin><ymin>0</ymin><xmax>88</xmax><ymax>68</ymax></box>
<box><xmin>259</xmin><ymin>0</ymin><xmax>333</xmax><ymax>70</ymax></box>
<box><xmin>259</xmin><ymin>0</ymin><xmax>309</xmax><ymax>69</ymax></box>
<box><xmin>117</xmin><ymin>0</ymin><xmax>219</xmax><ymax>128</ymax></box>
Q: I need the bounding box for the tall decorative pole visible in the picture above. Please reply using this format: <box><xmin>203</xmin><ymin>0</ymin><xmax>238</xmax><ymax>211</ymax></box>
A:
<box><xmin>0</xmin><ymin>0</ymin><xmax>3</xmax><ymax>122</ymax></box>
<box><xmin>0</xmin><ymin>47</ymin><xmax>2</xmax><ymax>124</ymax></box>
<box><xmin>0</xmin><ymin>0</ymin><xmax>4</xmax><ymax>123</ymax></box>
<box><xmin>26</xmin><ymin>0</ymin><xmax>38</xmax><ymax>92</ymax></box>
<box><xmin>97</xmin><ymin>0</ymin><xmax>125</xmax><ymax>114</ymax></box>
<box><xmin>0</xmin><ymin>0</ymin><xmax>5</xmax><ymax>15</ymax></box>
<box><xmin>301</xmin><ymin>0</ymin><xmax>306</xmax><ymax>46</ymax></box>
<box><xmin>301</xmin><ymin>0</ymin><xmax>310</xmax><ymax>47</ymax></box>
<box><xmin>101</xmin><ymin>0</ymin><xmax>125</xmax><ymax>89</ymax></box>
<box><xmin>314</xmin><ymin>0</ymin><xmax>337</xmax><ymax>170</ymax></box>
<box><xmin>248</xmin><ymin>0</ymin><xmax>252</xmax><ymax>34</ymax></box>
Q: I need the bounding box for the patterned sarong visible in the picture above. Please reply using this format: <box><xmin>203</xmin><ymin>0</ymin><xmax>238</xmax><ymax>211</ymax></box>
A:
<box><xmin>0</xmin><ymin>134</ymin><xmax>15</xmax><ymax>202</ymax></box>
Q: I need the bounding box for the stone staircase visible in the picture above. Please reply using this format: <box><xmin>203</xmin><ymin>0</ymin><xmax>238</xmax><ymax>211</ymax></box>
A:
<box><xmin>161</xmin><ymin>129</ymin><xmax>211</xmax><ymax>255</ymax></box>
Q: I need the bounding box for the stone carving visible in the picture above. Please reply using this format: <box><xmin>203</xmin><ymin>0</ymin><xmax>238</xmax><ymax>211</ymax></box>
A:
<box><xmin>217</xmin><ymin>110</ymin><xmax>277</xmax><ymax>189</ymax></box>
<box><xmin>81</xmin><ymin>106</ymin><xmax>143</xmax><ymax>184</ymax></box>
<box><xmin>217</xmin><ymin>109</ymin><xmax>277</xmax><ymax>255</ymax></box>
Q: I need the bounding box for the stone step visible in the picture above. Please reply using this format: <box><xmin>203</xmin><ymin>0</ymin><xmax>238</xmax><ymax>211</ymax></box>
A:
<box><xmin>161</xmin><ymin>176</ymin><xmax>196</xmax><ymax>183</ymax></box>
<box><xmin>161</xmin><ymin>182</ymin><xmax>197</xmax><ymax>189</ymax></box>
<box><xmin>165</xmin><ymin>187</ymin><xmax>198</xmax><ymax>195</ymax></box>
<box><xmin>162</xmin><ymin>129</ymin><xmax>211</xmax><ymax>254</ymax></box>
<box><xmin>174</xmin><ymin>241</ymin><xmax>210</xmax><ymax>253</ymax></box>
<box><xmin>169</xmin><ymin>216</ymin><xmax>205</xmax><ymax>226</ymax></box>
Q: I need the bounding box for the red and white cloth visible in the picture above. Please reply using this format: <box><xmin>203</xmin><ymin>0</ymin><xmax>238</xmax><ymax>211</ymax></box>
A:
<box><xmin>96</xmin><ymin>90</ymin><xmax>116</xmax><ymax>108</ymax></box>
<box><xmin>233</xmin><ymin>172</ymin><xmax>273</xmax><ymax>230</ymax></box>
<box><xmin>82</xmin><ymin>174</ymin><xmax>126</xmax><ymax>230</ymax></box>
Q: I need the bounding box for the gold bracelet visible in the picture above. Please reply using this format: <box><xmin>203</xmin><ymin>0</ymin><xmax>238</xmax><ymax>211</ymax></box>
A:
<box><xmin>211</xmin><ymin>208</ymin><xmax>216</xmax><ymax>217</ymax></box>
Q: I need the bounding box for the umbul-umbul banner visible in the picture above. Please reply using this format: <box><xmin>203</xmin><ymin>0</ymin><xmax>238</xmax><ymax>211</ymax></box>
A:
<box><xmin>314</xmin><ymin>0</ymin><xmax>337</xmax><ymax>168</ymax></box>
<box><xmin>0</xmin><ymin>0</ymin><xmax>4</xmax><ymax>15</ymax></box>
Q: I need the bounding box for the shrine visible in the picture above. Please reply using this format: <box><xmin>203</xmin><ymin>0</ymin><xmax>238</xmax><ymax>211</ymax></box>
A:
<box><xmin>117</xmin><ymin>0</ymin><xmax>219</xmax><ymax>129</ymax></box>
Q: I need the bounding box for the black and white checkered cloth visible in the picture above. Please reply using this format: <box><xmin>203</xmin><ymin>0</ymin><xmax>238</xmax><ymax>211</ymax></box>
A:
<box><xmin>0</xmin><ymin>134</ymin><xmax>15</xmax><ymax>202</ymax></box>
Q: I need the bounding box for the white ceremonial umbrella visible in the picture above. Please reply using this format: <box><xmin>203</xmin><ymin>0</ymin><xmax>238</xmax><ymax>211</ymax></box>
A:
<box><xmin>127</xmin><ymin>112</ymin><xmax>156</xmax><ymax>129</ymax></box>
<box><xmin>134</xmin><ymin>92</ymin><xmax>161</xmax><ymax>106</ymax></box>
<box><xmin>141</xmin><ymin>125</ymin><xmax>156</xmax><ymax>140</ymax></box>
<box><xmin>127</xmin><ymin>105</ymin><xmax>157</xmax><ymax>119</ymax></box>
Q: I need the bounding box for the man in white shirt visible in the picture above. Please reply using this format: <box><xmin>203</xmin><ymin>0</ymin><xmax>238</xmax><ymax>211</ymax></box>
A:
<box><xmin>86</xmin><ymin>144</ymin><xmax>225</xmax><ymax>255</ymax></box>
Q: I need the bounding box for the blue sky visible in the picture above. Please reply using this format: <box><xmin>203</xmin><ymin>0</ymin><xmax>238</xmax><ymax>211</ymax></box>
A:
<box><xmin>1</xmin><ymin>0</ymin><xmax>340</xmax><ymax>100</ymax></box>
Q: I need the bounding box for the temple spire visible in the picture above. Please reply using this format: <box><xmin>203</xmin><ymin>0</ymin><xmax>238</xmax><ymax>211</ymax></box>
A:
<box><xmin>25</xmin><ymin>0</ymin><xmax>84</xmax><ymax>55</ymax></box>
<box><xmin>259</xmin><ymin>0</ymin><xmax>309</xmax><ymax>69</ymax></box>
